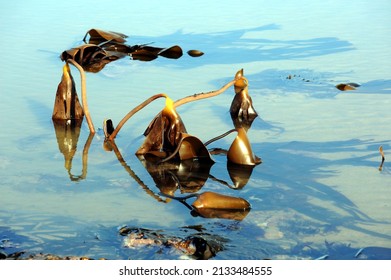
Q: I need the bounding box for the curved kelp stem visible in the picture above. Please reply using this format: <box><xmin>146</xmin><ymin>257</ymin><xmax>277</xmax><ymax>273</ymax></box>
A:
<box><xmin>207</xmin><ymin>174</ymin><xmax>236</xmax><ymax>189</ymax></box>
<box><xmin>108</xmin><ymin>140</ymin><xmax>168</xmax><ymax>203</ymax></box>
<box><xmin>203</xmin><ymin>128</ymin><xmax>237</xmax><ymax>146</ymax></box>
<box><xmin>173</xmin><ymin>80</ymin><xmax>236</xmax><ymax>108</ymax></box>
<box><xmin>159</xmin><ymin>192</ymin><xmax>199</xmax><ymax>210</ymax></box>
<box><xmin>67</xmin><ymin>59</ymin><xmax>95</xmax><ymax>134</ymax></box>
<box><xmin>107</xmin><ymin>93</ymin><xmax>168</xmax><ymax>141</ymax></box>
<box><xmin>68</xmin><ymin>132</ymin><xmax>94</xmax><ymax>181</ymax></box>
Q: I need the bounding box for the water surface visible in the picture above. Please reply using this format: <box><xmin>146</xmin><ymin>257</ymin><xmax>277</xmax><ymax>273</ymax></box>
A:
<box><xmin>1</xmin><ymin>0</ymin><xmax>391</xmax><ymax>260</ymax></box>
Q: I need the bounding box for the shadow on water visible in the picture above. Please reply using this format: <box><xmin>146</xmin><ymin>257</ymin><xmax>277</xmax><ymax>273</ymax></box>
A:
<box><xmin>112</xmin><ymin>24</ymin><xmax>354</xmax><ymax>68</ymax></box>
<box><xmin>247</xmin><ymin>138</ymin><xmax>391</xmax><ymax>239</ymax></box>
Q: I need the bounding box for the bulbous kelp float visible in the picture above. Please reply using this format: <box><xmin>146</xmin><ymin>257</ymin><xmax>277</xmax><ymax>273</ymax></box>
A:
<box><xmin>160</xmin><ymin>191</ymin><xmax>251</xmax><ymax>221</ymax></box>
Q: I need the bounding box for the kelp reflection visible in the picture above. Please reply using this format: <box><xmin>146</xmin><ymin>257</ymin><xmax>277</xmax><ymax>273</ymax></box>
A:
<box><xmin>107</xmin><ymin>140</ymin><xmax>252</xmax><ymax>221</ymax></box>
<box><xmin>52</xmin><ymin>121</ymin><xmax>94</xmax><ymax>182</ymax></box>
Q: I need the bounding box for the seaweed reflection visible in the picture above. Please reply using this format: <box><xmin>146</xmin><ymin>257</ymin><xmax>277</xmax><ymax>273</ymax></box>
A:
<box><xmin>106</xmin><ymin>140</ymin><xmax>252</xmax><ymax>221</ymax></box>
<box><xmin>52</xmin><ymin>120</ymin><xmax>94</xmax><ymax>182</ymax></box>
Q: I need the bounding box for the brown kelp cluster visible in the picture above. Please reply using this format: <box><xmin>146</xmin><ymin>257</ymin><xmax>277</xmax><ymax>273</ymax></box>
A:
<box><xmin>51</xmin><ymin>29</ymin><xmax>261</xmax><ymax>254</ymax></box>
<box><xmin>60</xmin><ymin>28</ymin><xmax>193</xmax><ymax>73</ymax></box>
<box><xmin>104</xmin><ymin>69</ymin><xmax>261</xmax><ymax>167</ymax></box>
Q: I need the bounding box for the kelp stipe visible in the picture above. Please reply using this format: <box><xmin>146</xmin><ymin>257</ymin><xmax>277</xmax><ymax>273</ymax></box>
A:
<box><xmin>158</xmin><ymin>133</ymin><xmax>214</xmax><ymax>163</ymax></box>
<box><xmin>67</xmin><ymin>59</ymin><xmax>95</xmax><ymax>133</ymax></box>
<box><xmin>52</xmin><ymin>60</ymin><xmax>95</xmax><ymax>134</ymax></box>
<box><xmin>106</xmin><ymin>93</ymin><xmax>168</xmax><ymax>141</ymax></box>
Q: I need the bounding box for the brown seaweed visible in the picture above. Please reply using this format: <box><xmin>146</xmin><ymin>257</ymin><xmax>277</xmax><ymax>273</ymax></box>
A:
<box><xmin>160</xmin><ymin>191</ymin><xmax>251</xmax><ymax>221</ymax></box>
<box><xmin>52</xmin><ymin>63</ymin><xmax>84</xmax><ymax>121</ymax></box>
<box><xmin>230</xmin><ymin>69</ymin><xmax>258</xmax><ymax>130</ymax></box>
<box><xmin>335</xmin><ymin>82</ymin><xmax>360</xmax><ymax>91</ymax></box>
<box><xmin>60</xmin><ymin>44</ymin><xmax>120</xmax><ymax>73</ymax></box>
<box><xmin>66</xmin><ymin>59</ymin><xmax>95</xmax><ymax>133</ymax></box>
<box><xmin>187</xmin><ymin>50</ymin><xmax>204</xmax><ymax>57</ymax></box>
<box><xmin>83</xmin><ymin>28</ymin><xmax>128</xmax><ymax>44</ymax></box>
<box><xmin>137</xmin><ymin>97</ymin><xmax>187</xmax><ymax>157</ymax></box>
<box><xmin>61</xmin><ymin>29</ymin><xmax>188</xmax><ymax>72</ymax></box>
<box><xmin>227</xmin><ymin>127</ymin><xmax>261</xmax><ymax>166</ymax></box>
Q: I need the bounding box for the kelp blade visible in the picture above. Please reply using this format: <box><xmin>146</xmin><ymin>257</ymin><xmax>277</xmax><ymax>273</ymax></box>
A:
<box><xmin>83</xmin><ymin>28</ymin><xmax>128</xmax><ymax>44</ymax></box>
<box><xmin>158</xmin><ymin>45</ymin><xmax>183</xmax><ymax>59</ymax></box>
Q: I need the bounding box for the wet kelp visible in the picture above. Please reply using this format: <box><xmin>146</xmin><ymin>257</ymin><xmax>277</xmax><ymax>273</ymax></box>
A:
<box><xmin>104</xmin><ymin>69</ymin><xmax>261</xmax><ymax>165</ymax></box>
<box><xmin>50</xmin><ymin>28</ymin><xmax>263</xmax><ymax>259</ymax></box>
<box><xmin>52</xmin><ymin>63</ymin><xmax>84</xmax><ymax>121</ymax></box>
<box><xmin>160</xmin><ymin>191</ymin><xmax>251</xmax><ymax>221</ymax></box>
<box><xmin>60</xmin><ymin>28</ymin><xmax>201</xmax><ymax>73</ymax></box>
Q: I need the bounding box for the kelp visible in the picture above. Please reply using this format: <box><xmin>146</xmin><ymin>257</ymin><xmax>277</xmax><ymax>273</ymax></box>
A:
<box><xmin>187</xmin><ymin>50</ymin><xmax>204</xmax><ymax>57</ymax></box>
<box><xmin>335</xmin><ymin>82</ymin><xmax>360</xmax><ymax>91</ymax></box>
<box><xmin>83</xmin><ymin>28</ymin><xmax>128</xmax><ymax>44</ymax></box>
<box><xmin>52</xmin><ymin>62</ymin><xmax>84</xmax><ymax>121</ymax></box>
<box><xmin>53</xmin><ymin>30</ymin><xmax>262</xmax><ymax>227</ymax></box>
<box><xmin>137</xmin><ymin>97</ymin><xmax>187</xmax><ymax>157</ymax></box>
<box><xmin>66</xmin><ymin>59</ymin><xmax>95</xmax><ymax>133</ymax></box>
<box><xmin>160</xmin><ymin>191</ymin><xmax>251</xmax><ymax>221</ymax></box>
<box><xmin>105</xmin><ymin>94</ymin><xmax>214</xmax><ymax>163</ymax></box>
<box><xmin>61</xmin><ymin>28</ymin><xmax>195</xmax><ymax>73</ymax></box>
<box><xmin>60</xmin><ymin>44</ymin><xmax>118</xmax><ymax>73</ymax></box>
<box><xmin>204</xmin><ymin>127</ymin><xmax>261</xmax><ymax>166</ymax></box>
<box><xmin>227</xmin><ymin>127</ymin><xmax>261</xmax><ymax>166</ymax></box>
<box><xmin>104</xmin><ymin>68</ymin><xmax>260</xmax><ymax>166</ymax></box>
<box><xmin>230</xmin><ymin>69</ymin><xmax>258</xmax><ymax>130</ymax></box>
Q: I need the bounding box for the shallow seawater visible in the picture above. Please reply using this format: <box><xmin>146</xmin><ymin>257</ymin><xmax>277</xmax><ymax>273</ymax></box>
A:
<box><xmin>1</xmin><ymin>0</ymin><xmax>391</xmax><ymax>260</ymax></box>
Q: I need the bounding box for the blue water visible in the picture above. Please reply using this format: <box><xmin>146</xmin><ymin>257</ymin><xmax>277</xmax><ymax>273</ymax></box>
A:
<box><xmin>1</xmin><ymin>0</ymin><xmax>391</xmax><ymax>260</ymax></box>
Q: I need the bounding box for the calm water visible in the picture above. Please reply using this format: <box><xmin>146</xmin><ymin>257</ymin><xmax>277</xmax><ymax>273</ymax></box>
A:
<box><xmin>1</xmin><ymin>0</ymin><xmax>391</xmax><ymax>259</ymax></box>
